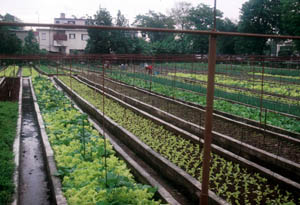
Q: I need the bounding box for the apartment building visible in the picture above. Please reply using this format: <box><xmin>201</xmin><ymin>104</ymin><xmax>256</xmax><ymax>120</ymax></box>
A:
<box><xmin>37</xmin><ymin>13</ymin><xmax>88</xmax><ymax>54</ymax></box>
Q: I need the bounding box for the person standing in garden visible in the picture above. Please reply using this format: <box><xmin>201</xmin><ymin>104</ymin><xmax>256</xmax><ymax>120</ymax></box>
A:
<box><xmin>146</xmin><ymin>64</ymin><xmax>153</xmax><ymax>74</ymax></box>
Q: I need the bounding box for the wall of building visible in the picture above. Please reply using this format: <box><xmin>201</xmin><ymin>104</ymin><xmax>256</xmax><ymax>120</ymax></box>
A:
<box><xmin>37</xmin><ymin>28</ymin><xmax>88</xmax><ymax>54</ymax></box>
<box><xmin>36</xmin><ymin>13</ymin><xmax>89</xmax><ymax>54</ymax></box>
<box><xmin>64</xmin><ymin>30</ymin><xmax>88</xmax><ymax>53</ymax></box>
<box><xmin>38</xmin><ymin>29</ymin><xmax>59</xmax><ymax>52</ymax></box>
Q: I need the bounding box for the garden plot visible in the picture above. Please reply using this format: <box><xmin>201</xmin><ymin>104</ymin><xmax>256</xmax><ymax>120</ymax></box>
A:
<box><xmin>30</xmin><ymin>73</ymin><xmax>161</xmax><ymax>204</ymax></box>
<box><xmin>107</xmin><ymin>71</ymin><xmax>300</xmax><ymax>133</ymax></box>
<box><xmin>57</xmin><ymin>75</ymin><xmax>300</xmax><ymax>205</ymax></box>
<box><xmin>74</xmin><ymin>74</ymin><xmax>300</xmax><ymax>182</ymax></box>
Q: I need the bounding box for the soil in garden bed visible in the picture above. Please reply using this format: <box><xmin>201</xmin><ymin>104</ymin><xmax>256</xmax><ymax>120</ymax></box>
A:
<box><xmin>0</xmin><ymin>78</ymin><xmax>20</xmax><ymax>101</ymax></box>
<box><xmin>82</xmin><ymin>73</ymin><xmax>300</xmax><ymax>166</ymax></box>
<box><xmin>19</xmin><ymin>78</ymin><xmax>54</xmax><ymax>205</ymax></box>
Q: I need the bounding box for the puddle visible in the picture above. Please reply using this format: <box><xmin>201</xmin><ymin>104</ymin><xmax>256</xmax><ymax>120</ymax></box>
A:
<box><xmin>19</xmin><ymin>78</ymin><xmax>53</xmax><ymax>205</ymax></box>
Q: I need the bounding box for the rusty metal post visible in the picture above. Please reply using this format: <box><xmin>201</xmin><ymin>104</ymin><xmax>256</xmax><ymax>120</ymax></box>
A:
<box><xmin>200</xmin><ymin>0</ymin><xmax>217</xmax><ymax>204</ymax></box>
<box><xmin>200</xmin><ymin>33</ymin><xmax>217</xmax><ymax>205</ymax></box>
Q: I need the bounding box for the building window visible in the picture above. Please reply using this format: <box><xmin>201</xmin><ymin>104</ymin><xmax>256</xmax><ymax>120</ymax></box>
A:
<box><xmin>68</xmin><ymin>21</ymin><xmax>75</xmax><ymax>24</ymax></box>
<box><xmin>55</xmin><ymin>20</ymin><xmax>60</xmax><ymax>24</ymax></box>
<box><xmin>41</xmin><ymin>33</ymin><xmax>47</xmax><ymax>40</ymax></box>
<box><xmin>69</xmin><ymin>34</ymin><xmax>76</xmax><ymax>39</ymax></box>
<box><xmin>81</xmin><ymin>34</ymin><xmax>88</xmax><ymax>41</ymax></box>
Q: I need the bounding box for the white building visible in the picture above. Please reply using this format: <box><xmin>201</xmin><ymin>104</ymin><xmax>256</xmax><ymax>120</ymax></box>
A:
<box><xmin>37</xmin><ymin>13</ymin><xmax>88</xmax><ymax>54</ymax></box>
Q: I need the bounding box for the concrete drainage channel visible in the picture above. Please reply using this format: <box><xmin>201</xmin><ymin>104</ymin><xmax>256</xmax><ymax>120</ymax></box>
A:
<box><xmin>12</xmin><ymin>77</ymin><xmax>66</xmax><ymax>205</ymax></box>
<box><xmin>18</xmin><ymin>78</ymin><xmax>53</xmax><ymax>205</ymax></box>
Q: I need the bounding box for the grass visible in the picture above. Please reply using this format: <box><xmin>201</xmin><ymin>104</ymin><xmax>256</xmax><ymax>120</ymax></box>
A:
<box><xmin>0</xmin><ymin>101</ymin><xmax>18</xmax><ymax>204</ymax></box>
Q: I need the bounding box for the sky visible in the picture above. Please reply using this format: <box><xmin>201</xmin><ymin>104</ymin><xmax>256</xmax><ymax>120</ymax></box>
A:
<box><xmin>0</xmin><ymin>0</ymin><xmax>248</xmax><ymax>24</ymax></box>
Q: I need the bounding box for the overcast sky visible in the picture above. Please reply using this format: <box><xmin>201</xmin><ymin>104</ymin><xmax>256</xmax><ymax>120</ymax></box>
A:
<box><xmin>1</xmin><ymin>0</ymin><xmax>248</xmax><ymax>24</ymax></box>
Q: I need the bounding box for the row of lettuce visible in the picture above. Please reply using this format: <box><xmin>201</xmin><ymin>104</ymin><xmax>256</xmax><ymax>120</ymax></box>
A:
<box><xmin>108</xmin><ymin>70</ymin><xmax>299</xmax><ymax>117</ymax></box>
<box><xmin>154</xmin><ymin>62</ymin><xmax>300</xmax><ymax>79</ymax></box>
<box><xmin>31</xmin><ymin>72</ymin><xmax>160</xmax><ymax>204</ymax></box>
<box><xmin>167</xmin><ymin>72</ymin><xmax>299</xmax><ymax>105</ymax></box>
<box><xmin>0</xmin><ymin>66</ymin><xmax>35</xmax><ymax>78</ymax></box>
<box><xmin>107</xmin><ymin>71</ymin><xmax>300</xmax><ymax>134</ymax></box>
<box><xmin>0</xmin><ymin>66</ymin><xmax>19</xmax><ymax>77</ymax></box>
<box><xmin>59</xmin><ymin>75</ymin><xmax>299</xmax><ymax>204</ymax></box>
<box><xmin>0</xmin><ymin>102</ymin><xmax>18</xmax><ymax>204</ymax></box>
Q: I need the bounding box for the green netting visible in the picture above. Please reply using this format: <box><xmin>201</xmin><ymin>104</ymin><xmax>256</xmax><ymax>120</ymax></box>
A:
<box><xmin>156</xmin><ymin>62</ymin><xmax>300</xmax><ymax>77</ymax></box>
<box><xmin>110</xmin><ymin>70</ymin><xmax>300</xmax><ymax>117</ymax></box>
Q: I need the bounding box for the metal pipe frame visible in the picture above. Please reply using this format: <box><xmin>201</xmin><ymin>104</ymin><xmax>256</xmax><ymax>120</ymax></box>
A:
<box><xmin>1</xmin><ymin>21</ymin><xmax>300</xmax><ymax>40</ymax></box>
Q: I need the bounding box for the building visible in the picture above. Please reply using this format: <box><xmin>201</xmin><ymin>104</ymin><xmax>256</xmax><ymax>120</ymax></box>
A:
<box><xmin>37</xmin><ymin>13</ymin><xmax>89</xmax><ymax>54</ymax></box>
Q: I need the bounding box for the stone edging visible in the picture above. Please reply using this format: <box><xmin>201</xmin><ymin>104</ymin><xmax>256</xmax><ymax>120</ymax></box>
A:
<box><xmin>11</xmin><ymin>77</ymin><xmax>22</xmax><ymax>205</ymax></box>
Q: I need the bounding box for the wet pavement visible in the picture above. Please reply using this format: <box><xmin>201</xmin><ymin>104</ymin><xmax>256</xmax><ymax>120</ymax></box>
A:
<box><xmin>19</xmin><ymin>78</ymin><xmax>52</xmax><ymax>205</ymax></box>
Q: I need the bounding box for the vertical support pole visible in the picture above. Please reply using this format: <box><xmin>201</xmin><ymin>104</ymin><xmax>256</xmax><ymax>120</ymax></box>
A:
<box><xmin>200</xmin><ymin>0</ymin><xmax>217</xmax><ymax>203</ymax></box>
<box><xmin>259</xmin><ymin>60</ymin><xmax>265</xmax><ymax>126</ymax></box>
<box><xmin>200</xmin><ymin>33</ymin><xmax>217</xmax><ymax>205</ymax></box>
<box><xmin>102</xmin><ymin>60</ymin><xmax>108</xmax><ymax>188</ymax></box>
<box><xmin>69</xmin><ymin>59</ymin><xmax>73</xmax><ymax>92</ymax></box>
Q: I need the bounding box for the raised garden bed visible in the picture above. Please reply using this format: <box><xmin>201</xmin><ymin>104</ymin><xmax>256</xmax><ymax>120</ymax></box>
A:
<box><xmin>76</xmin><ymin>75</ymin><xmax>300</xmax><ymax>182</ymax></box>
<box><xmin>56</xmin><ymin>75</ymin><xmax>300</xmax><ymax>204</ymax></box>
<box><xmin>31</xmin><ymin>74</ymin><xmax>161</xmax><ymax>204</ymax></box>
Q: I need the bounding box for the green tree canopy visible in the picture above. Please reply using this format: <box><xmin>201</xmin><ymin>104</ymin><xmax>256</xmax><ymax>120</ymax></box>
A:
<box><xmin>110</xmin><ymin>11</ymin><xmax>144</xmax><ymax>54</ymax></box>
<box><xmin>85</xmin><ymin>7</ymin><xmax>113</xmax><ymax>53</ymax></box>
<box><xmin>23</xmin><ymin>30</ymin><xmax>40</xmax><ymax>54</ymax></box>
<box><xmin>280</xmin><ymin>0</ymin><xmax>300</xmax><ymax>51</ymax></box>
<box><xmin>185</xmin><ymin>3</ymin><xmax>223</xmax><ymax>54</ymax></box>
<box><xmin>133</xmin><ymin>10</ymin><xmax>175</xmax><ymax>43</ymax></box>
<box><xmin>235</xmin><ymin>0</ymin><xmax>281</xmax><ymax>55</ymax></box>
<box><xmin>0</xmin><ymin>13</ymin><xmax>23</xmax><ymax>54</ymax></box>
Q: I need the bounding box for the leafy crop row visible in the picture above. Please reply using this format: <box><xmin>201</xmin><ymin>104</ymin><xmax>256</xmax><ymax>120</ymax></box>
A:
<box><xmin>155</xmin><ymin>62</ymin><xmax>300</xmax><ymax>77</ymax></box>
<box><xmin>168</xmin><ymin>72</ymin><xmax>300</xmax><ymax>100</ymax></box>
<box><xmin>107</xmin><ymin>73</ymin><xmax>300</xmax><ymax>134</ymax></box>
<box><xmin>59</xmin><ymin>76</ymin><xmax>300</xmax><ymax>204</ymax></box>
<box><xmin>0</xmin><ymin>102</ymin><xmax>18</xmax><ymax>204</ymax></box>
<box><xmin>111</xmin><ymin>71</ymin><xmax>300</xmax><ymax>116</ymax></box>
<box><xmin>32</xmin><ymin>76</ymin><xmax>160</xmax><ymax>205</ymax></box>
<box><xmin>0</xmin><ymin>66</ymin><xmax>19</xmax><ymax>77</ymax></box>
<box><xmin>164</xmin><ymin>74</ymin><xmax>298</xmax><ymax>106</ymax></box>
<box><xmin>38</xmin><ymin>65</ymin><xmax>65</xmax><ymax>74</ymax></box>
<box><xmin>21</xmin><ymin>67</ymin><xmax>33</xmax><ymax>77</ymax></box>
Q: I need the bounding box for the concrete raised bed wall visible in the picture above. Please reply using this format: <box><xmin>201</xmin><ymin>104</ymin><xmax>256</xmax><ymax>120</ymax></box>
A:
<box><xmin>54</xmin><ymin>76</ymin><xmax>228</xmax><ymax>205</ymax></box>
<box><xmin>77</xmin><ymin>75</ymin><xmax>300</xmax><ymax>183</ymax></box>
<box><xmin>12</xmin><ymin>77</ymin><xmax>22</xmax><ymax>205</ymax></box>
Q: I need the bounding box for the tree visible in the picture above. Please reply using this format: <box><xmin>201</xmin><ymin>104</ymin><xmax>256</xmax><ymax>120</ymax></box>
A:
<box><xmin>85</xmin><ymin>7</ymin><xmax>113</xmax><ymax>53</ymax></box>
<box><xmin>133</xmin><ymin>10</ymin><xmax>175</xmax><ymax>43</ymax></box>
<box><xmin>169</xmin><ymin>1</ymin><xmax>192</xmax><ymax>30</ymax></box>
<box><xmin>185</xmin><ymin>3</ymin><xmax>223</xmax><ymax>54</ymax></box>
<box><xmin>217</xmin><ymin>18</ymin><xmax>238</xmax><ymax>54</ymax></box>
<box><xmin>23</xmin><ymin>30</ymin><xmax>40</xmax><ymax>54</ymax></box>
<box><xmin>280</xmin><ymin>0</ymin><xmax>300</xmax><ymax>52</ymax></box>
<box><xmin>0</xmin><ymin>13</ymin><xmax>22</xmax><ymax>54</ymax></box>
<box><xmin>235</xmin><ymin>0</ymin><xmax>281</xmax><ymax>55</ymax></box>
<box><xmin>111</xmin><ymin>11</ymin><xmax>143</xmax><ymax>54</ymax></box>
<box><xmin>85</xmin><ymin>8</ymin><xmax>145</xmax><ymax>54</ymax></box>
